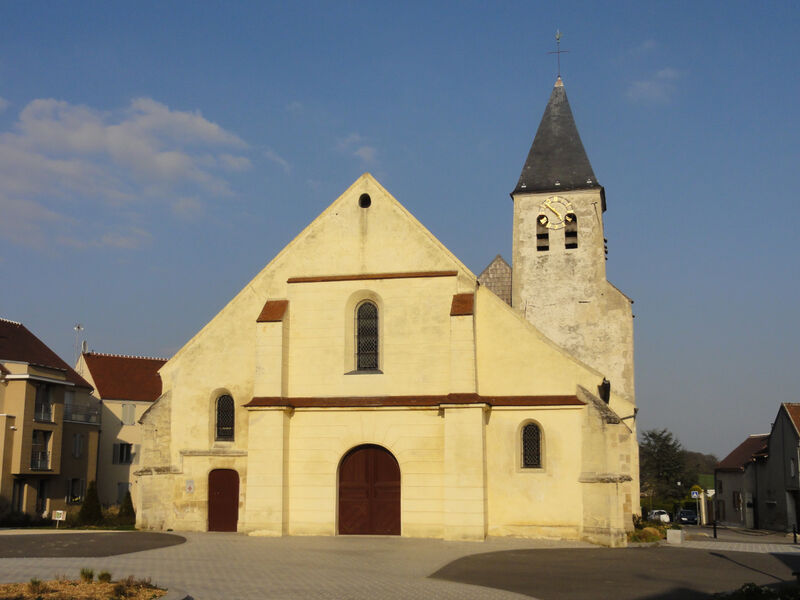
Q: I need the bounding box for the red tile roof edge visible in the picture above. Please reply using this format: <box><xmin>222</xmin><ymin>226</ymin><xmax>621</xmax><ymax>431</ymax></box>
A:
<box><xmin>245</xmin><ymin>394</ymin><xmax>583</xmax><ymax>409</ymax></box>
<box><xmin>450</xmin><ymin>293</ymin><xmax>475</xmax><ymax>316</ymax></box>
<box><xmin>716</xmin><ymin>434</ymin><xmax>770</xmax><ymax>472</ymax></box>
<box><xmin>82</xmin><ymin>352</ymin><xmax>167</xmax><ymax>402</ymax></box>
<box><xmin>257</xmin><ymin>300</ymin><xmax>289</xmax><ymax>323</ymax></box>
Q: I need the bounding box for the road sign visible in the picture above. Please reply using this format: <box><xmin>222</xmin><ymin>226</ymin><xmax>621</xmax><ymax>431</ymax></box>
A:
<box><xmin>691</xmin><ymin>490</ymin><xmax>700</xmax><ymax>499</ymax></box>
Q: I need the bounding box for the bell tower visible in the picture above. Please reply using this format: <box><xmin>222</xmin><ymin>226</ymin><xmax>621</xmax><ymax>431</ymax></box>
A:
<box><xmin>511</xmin><ymin>77</ymin><xmax>636</xmax><ymax>409</ymax></box>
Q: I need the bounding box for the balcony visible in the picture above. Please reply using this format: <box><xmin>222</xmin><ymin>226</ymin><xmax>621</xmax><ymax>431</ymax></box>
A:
<box><xmin>30</xmin><ymin>450</ymin><xmax>50</xmax><ymax>470</ymax></box>
<box><xmin>64</xmin><ymin>402</ymin><xmax>100</xmax><ymax>424</ymax></box>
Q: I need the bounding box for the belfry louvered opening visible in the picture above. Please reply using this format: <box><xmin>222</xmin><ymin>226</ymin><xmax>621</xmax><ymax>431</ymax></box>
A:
<box><xmin>356</xmin><ymin>301</ymin><xmax>379</xmax><ymax>370</ymax></box>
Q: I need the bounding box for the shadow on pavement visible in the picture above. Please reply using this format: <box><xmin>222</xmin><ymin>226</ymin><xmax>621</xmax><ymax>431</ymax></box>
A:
<box><xmin>430</xmin><ymin>547</ymin><xmax>800</xmax><ymax>600</ymax></box>
<box><xmin>0</xmin><ymin>532</ymin><xmax>186</xmax><ymax>557</ymax></box>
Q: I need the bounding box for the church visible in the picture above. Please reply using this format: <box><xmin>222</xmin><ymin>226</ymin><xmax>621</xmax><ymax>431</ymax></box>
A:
<box><xmin>135</xmin><ymin>77</ymin><xmax>639</xmax><ymax>547</ymax></box>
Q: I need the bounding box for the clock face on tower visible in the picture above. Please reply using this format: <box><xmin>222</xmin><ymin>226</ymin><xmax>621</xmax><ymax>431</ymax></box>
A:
<box><xmin>538</xmin><ymin>195</ymin><xmax>574</xmax><ymax>230</ymax></box>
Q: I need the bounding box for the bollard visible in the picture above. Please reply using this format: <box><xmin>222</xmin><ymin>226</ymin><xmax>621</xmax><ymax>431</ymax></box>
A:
<box><xmin>713</xmin><ymin>520</ymin><xmax>717</xmax><ymax>539</ymax></box>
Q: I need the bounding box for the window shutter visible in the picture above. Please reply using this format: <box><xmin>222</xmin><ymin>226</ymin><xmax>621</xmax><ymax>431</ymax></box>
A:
<box><xmin>112</xmin><ymin>443</ymin><xmax>119</xmax><ymax>464</ymax></box>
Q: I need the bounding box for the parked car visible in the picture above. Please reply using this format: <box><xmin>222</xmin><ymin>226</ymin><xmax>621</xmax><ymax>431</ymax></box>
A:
<box><xmin>676</xmin><ymin>509</ymin><xmax>698</xmax><ymax>525</ymax></box>
<box><xmin>647</xmin><ymin>509</ymin><xmax>670</xmax><ymax>523</ymax></box>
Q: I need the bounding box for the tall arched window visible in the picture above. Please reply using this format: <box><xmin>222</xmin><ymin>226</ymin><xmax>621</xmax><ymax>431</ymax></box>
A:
<box><xmin>216</xmin><ymin>395</ymin><xmax>234</xmax><ymax>440</ymax></box>
<box><xmin>565</xmin><ymin>213</ymin><xmax>578</xmax><ymax>249</ymax></box>
<box><xmin>356</xmin><ymin>301</ymin><xmax>379</xmax><ymax>370</ymax></box>
<box><xmin>522</xmin><ymin>423</ymin><xmax>542</xmax><ymax>468</ymax></box>
<box><xmin>536</xmin><ymin>215</ymin><xmax>549</xmax><ymax>251</ymax></box>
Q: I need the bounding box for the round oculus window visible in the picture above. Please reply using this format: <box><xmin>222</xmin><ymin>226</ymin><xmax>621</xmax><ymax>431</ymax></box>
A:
<box><xmin>358</xmin><ymin>193</ymin><xmax>371</xmax><ymax>208</ymax></box>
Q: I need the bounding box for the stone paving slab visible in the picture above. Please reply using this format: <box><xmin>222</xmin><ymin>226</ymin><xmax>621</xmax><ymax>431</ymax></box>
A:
<box><xmin>0</xmin><ymin>532</ymin><xmax>591</xmax><ymax>600</ymax></box>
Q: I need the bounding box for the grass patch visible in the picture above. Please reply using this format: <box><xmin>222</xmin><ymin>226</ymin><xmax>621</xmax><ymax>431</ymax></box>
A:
<box><xmin>0</xmin><ymin>573</ymin><xmax>166</xmax><ymax>599</ymax></box>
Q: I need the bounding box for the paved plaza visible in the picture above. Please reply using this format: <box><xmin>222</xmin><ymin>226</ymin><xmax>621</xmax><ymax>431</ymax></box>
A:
<box><xmin>0</xmin><ymin>527</ymin><xmax>799</xmax><ymax>599</ymax></box>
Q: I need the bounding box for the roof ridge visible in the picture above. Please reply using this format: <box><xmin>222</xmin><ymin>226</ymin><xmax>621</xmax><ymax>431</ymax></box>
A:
<box><xmin>84</xmin><ymin>351</ymin><xmax>169</xmax><ymax>361</ymax></box>
<box><xmin>0</xmin><ymin>317</ymin><xmax>22</xmax><ymax>326</ymax></box>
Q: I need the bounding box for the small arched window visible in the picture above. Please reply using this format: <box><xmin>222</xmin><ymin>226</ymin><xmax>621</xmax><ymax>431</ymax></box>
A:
<box><xmin>356</xmin><ymin>301</ymin><xmax>379</xmax><ymax>370</ymax></box>
<box><xmin>565</xmin><ymin>213</ymin><xmax>578</xmax><ymax>249</ymax></box>
<box><xmin>216</xmin><ymin>395</ymin><xmax>234</xmax><ymax>441</ymax></box>
<box><xmin>536</xmin><ymin>215</ymin><xmax>549</xmax><ymax>251</ymax></box>
<box><xmin>522</xmin><ymin>423</ymin><xmax>542</xmax><ymax>468</ymax></box>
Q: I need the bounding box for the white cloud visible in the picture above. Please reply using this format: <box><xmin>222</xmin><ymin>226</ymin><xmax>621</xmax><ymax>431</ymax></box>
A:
<box><xmin>626</xmin><ymin>68</ymin><xmax>683</xmax><ymax>104</ymax></box>
<box><xmin>0</xmin><ymin>97</ymin><xmax>250</xmax><ymax>249</ymax></box>
<box><xmin>338</xmin><ymin>132</ymin><xmax>378</xmax><ymax>165</ymax></box>
<box><xmin>0</xmin><ymin>97</ymin><xmax>9</xmax><ymax>113</ymax></box>
<box><xmin>172</xmin><ymin>196</ymin><xmax>205</xmax><ymax>220</ymax></box>
<box><xmin>263</xmin><ymin>148</ymin><xmax>291</xmax><ymax>174</ymax></box>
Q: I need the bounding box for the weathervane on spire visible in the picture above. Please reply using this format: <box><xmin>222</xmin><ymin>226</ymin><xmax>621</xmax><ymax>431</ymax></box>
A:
<box><xmin>548</xmin><ymin>29</ymin><xmax>569</xmax><ymax>78</ymax></box>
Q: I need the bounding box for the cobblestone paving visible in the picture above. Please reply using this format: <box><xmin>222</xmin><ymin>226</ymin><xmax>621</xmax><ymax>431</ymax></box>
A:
<box><xmin>0</xmin><ymin>532</ymin><xmax>592</xmax><ymax>600</ymax></box>
<box><xmin>683</xmin><ymin>540</ymin><xmax>800</xmax><ymax>554</ymax></box>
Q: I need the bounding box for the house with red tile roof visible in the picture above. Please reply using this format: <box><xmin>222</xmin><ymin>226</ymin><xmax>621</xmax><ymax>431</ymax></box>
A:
<box><xmin>0</xmin><ymin>318</ymin><xmax>100</xmax><ymax>519</ymax></box>
<box><xmin>715</xmin><ymin>403</ymin><xmax>800</xmax><ymax>531</ymax></box>
<box><xmin>75</xmin><ymin>352</ymin><xmax>166</xmax><ymax>506</ymax></box>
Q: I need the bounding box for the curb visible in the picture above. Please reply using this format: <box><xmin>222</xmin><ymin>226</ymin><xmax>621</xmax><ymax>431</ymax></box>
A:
<box><xmin>162</xmin><ymin>588</ymin><xmax>192</xmax><ymax>600</ymax></box>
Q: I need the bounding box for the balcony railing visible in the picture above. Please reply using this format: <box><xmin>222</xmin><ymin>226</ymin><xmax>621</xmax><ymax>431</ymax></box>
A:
<box><xmin>33</xmin><ymin>403</ymin><xmax>53</xmax><ymax>422</ymax></box>
<box><xmin>64</xmin><ymin>403</ymin><xmax>100</xmax><ymax>424</ymax></box>
<box><xmin>30</xmin><ymin>450</ymin><xmax>50</xmax><ymax>470</ymax></box>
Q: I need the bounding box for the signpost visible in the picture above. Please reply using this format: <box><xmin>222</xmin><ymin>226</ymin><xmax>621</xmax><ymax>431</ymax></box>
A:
<box><xmin>52</xmin><ymin>510</ymin><xmax>66</xmax><ymax>528</ymax></box>
<box><xmin>691</xmin><ymin>490</ymin><xmax>700</xmax><ymax>521</ymax></box>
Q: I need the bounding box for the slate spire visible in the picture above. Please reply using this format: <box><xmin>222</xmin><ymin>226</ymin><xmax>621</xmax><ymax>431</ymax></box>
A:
<box><xmin>513</xmin><ymin>77</ymin><xmax>599</xmax><ymax>195</ymax></box>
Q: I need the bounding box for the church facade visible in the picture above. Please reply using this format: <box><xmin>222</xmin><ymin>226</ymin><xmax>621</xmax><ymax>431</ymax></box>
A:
<box><xmin>136</xmin><ymin>78</ymin><xmax>638</xmax><ymax>546</ymax></box>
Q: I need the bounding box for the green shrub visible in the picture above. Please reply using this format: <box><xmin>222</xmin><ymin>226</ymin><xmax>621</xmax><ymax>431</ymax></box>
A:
<box><xmin>28</xmin><ymin>577</ymin><xmax>44</xmax><ymax>594</ymax></box>
<box><xmin>98</xmin><ymin>570</ymin><xmax>112</xmax><ymax>583</ymax></box>
<box><xmin>77</xmin><ymin>481</ymin><xmax>103</xmax><ymax>526</ymax></box>
<box><xmin>712</xmin><ymin>582</ymin><xmax>800</xmax><ymax>598</ymax></box>
<box><xmin>80</xmin><ymin>567</ymin><xmax>94</xmax><ymax>582</ymax></box>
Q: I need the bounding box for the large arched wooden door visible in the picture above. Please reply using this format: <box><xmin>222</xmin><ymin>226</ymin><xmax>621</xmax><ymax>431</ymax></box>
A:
<box><xmin>338</xmin><ymin>445</ymin><xmax>400</xmax><ymax>535</ymax></box>
<box><xmin>208</xmin><ymin>469</ymin><xmax>239</xmax><ymax>532</ymax></box>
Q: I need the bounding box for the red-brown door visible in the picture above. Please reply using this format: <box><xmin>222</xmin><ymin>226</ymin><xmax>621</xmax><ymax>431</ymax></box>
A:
<box><xmin>208</xmin><ymin>469</ymin><xmax>239</xmax><ymax>532</ymax></box>
<box><xmin>338</xmin><ymin>445</ymin><xmax>400</xmax><ymax>535</ymax></box>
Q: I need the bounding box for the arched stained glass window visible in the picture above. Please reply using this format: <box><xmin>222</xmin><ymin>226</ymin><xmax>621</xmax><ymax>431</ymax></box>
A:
<box><xmin>522</xmin><ymin>423</ymin><xmax>542</xmax><ymax>468</ymax></box>
<box><xmin>356</xmin><ymin>302</ymin><xmax>379</xmax><ymax>370</ymax></box>
<box><xmin>216</xmin><ymin>395</ymin><xmax>234</xmax><ymax>440</ymax></box>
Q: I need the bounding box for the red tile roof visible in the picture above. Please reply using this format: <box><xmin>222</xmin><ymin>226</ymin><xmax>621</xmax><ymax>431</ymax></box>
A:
<box><xmin>82</xmin><ymin>352</ymin><xmax>167</xmax><ymax>402</ymax></box>
<box><xmin>257</xmin><ymin>300</ymin><xmax>288</xmax><ymax>323</ymax></box>
<box><xmin>0</xmin><ymin>318</ymin><xmax>92</xmax><ymax>388</ymax></box>
<box><xmin>783</xmin><ymin>403</ymin><xmax>800</xmax><ymax>436</ymax></box>
<box><xmin>450</xmin><ymin>293</ymin><xmax>475</xmax><ymax>316</ymax></box>
<box><xmin>716</xmin><ymin>434</ymin><xmax>769</xmax><ymax>472</ymax></box>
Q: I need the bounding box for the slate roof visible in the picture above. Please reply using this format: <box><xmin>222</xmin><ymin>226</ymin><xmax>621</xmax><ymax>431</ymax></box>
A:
<box><xmin>0</xmin><ymin>317</ymin><xmax>92</xmax><ymax>388</ymax></box>
<box><xmin>478</xmin><ymin>255</ymin><xmax>512</xmax><ymax>305</ymax></box>
<box><xmin>513</xmin><ymin>77</ymin><xmax>600</xmax><ymax>195</ymax></box>
<box><xmin>716</xmin><ymin>434</ymin><xmax>770</xmax><ymax>472</ymax></box>
<box><xmin>82</xmin><ymin>352</ymin><xmax>166</xmax><ymax>402</ymax></box>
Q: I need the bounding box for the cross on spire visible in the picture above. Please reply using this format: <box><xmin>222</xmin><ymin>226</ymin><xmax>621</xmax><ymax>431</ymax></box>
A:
<box><xmin>548</xmin><ymin>29</ymin><xmax>569</xmax><ymax>78</ymax></box>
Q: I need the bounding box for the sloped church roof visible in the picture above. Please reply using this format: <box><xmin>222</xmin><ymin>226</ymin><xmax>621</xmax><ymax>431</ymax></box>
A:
<box><xmin>513</xmin><ymin>77</ymin><xmax>600</xmax><ymax>195</ymax></box>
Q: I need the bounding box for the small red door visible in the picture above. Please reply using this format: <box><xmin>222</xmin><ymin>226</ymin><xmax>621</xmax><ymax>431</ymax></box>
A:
<box><xmin>339</xmin><ymin>445</ymin><xmax>400</xmax><ymax>535</ymax></box>
<box><xmin>208</xmin><ymin>469</ymin><xmax>239</xmax><ymax>532</ymax></box>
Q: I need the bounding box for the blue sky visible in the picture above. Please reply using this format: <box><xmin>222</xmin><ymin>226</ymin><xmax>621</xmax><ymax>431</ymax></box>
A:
<box><xmin>1</xmin><ymin>1</ymin><xmax>798</xmax><ymax>458</ymax></box>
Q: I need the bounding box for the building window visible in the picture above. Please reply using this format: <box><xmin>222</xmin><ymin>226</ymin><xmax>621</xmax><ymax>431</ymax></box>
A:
<box><xmin>67</xmin><ymin>478</ymin><xmax>85</xmax><ymax>504</ymax></box>
<box><xmin>122</xmin><ymin>403</ymin><xmax>136</xmax><ymax>426</ymax></box>
<box><xmin>216</xmin><ymin>395</ymin><xmax>235</xmax><ymax>440</ymax></box>
<box><xmin>536</xmin><ymin>216</ymin><xmax>549</xmax><ymax>251</ymax></box>
<box><xmin>522</xmin><ymin>423</ymin><xmax>542</xmax><ymax>468</ymax></box>
<box><xmin>565</xmin><ymin>213</ymin><xmax>578</xmax><ymax>249</ymax></box>
<box><xmin>112</xmin><ymin>442</ymin><xmax>134</xmax><ymax>464</ymax></box>
<box><xmin>30</xmin><ymin>430</ymin><xmax>51</xmax><ymax>470</ymax></box>
<box><xmin>356</xmin><ymin>301</ymin><xmax>379</xmax><ymax>370</ymax></box>
<box><xmin>717</xmin><ymin>499</ymin><xmax>726</xmax><ymax>522</ymax></box>
<box><xmin>34</xmin><ymin>383</ymin><xmax>53</xmax><ymax>422</ymax></box>
<box><xmin>72</xmin><ymin>433</ymin><xmax>84</xmax><ymax>458</ymax></box>
<box><xmin>733</xmin><ymin>491</ymin><xmax>742</xmax><ymax>511</ymax></box>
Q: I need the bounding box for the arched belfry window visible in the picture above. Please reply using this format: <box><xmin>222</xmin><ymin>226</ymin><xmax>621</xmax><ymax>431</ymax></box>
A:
<box><xmin>565</xmin><ymin>213</ymin><xmax>578</xmax><ymax>249</ymax></box>
<box><xmin>216</xmin><ymin>395</ymin><xmax>234</xmax><ymax>441</ymax></box>
<box><xmin>536</xmin><ymin>216</ymin><xmax>549</xmax><ymax>252</ymax></box>
<box><xmin>522</xmin><ymin>423</ymin><xmax>542</xmax><ymax>468</ymax></box>
<box><xmin>356</xmin><ymin>301</ymin><xmax>379</xmax><ymax>370</ymax></box>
